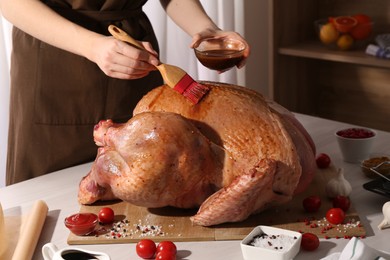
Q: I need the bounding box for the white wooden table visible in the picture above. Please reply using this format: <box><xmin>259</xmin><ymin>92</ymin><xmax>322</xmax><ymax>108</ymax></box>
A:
<box><xmin>1</xmin><ymin>113</ymin><xmax>389</xmax><ymax>260</ymax></box>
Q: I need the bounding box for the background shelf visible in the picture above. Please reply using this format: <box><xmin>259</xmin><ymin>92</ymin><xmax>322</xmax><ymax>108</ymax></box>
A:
<box><xmin>279</xmin><ymin>42</ymin><xmax>390</xmax><ymax>69</ymax></box>
<box><xmin>269</xmin><ymin>0</ymin><xmax>390</xmax><ymax>131</ymax></box>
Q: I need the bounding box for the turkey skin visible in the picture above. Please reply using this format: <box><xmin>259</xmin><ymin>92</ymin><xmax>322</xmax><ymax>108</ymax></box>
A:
<box><xmin>78</xmin><ymin>82</ymin><xmax>316</xmax><ymax>226</ymax></box>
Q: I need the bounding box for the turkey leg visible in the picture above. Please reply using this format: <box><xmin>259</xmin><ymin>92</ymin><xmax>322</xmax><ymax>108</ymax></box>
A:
<box><xmin>191</xmin><ymin>159</ymin><xmax>288</xmax><ymax>226</ymax></box>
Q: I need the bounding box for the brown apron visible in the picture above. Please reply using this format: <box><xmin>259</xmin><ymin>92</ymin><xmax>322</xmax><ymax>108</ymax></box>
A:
<box><xmin>6</xmin><ymin>0</ymin><xmax>163</xmax><ymax>185</ymax></box>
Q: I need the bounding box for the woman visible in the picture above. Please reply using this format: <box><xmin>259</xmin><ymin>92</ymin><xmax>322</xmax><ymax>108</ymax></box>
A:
<box><xmin>0</xmin><ymin>0</ymin><xmax>250</xmax><ymax>185</ymax></box>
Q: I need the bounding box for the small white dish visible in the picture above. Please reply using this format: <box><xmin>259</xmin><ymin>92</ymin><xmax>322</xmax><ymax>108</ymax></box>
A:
<box><xmin>240</xmin><ymin>225</ymin><xmax>302</xmax><ymax>260</ymax></box>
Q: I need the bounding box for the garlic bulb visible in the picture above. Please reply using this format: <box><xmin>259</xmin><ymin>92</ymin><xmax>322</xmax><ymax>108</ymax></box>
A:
<box><xmin>325</xmin><ymin>168</ymin><xmax>352</xmax><ymax>198</ymax></box>
<box><xmin>378</xmin><ymin>201</ymin><xmax>390</xmax><ymax>230</ymax></box>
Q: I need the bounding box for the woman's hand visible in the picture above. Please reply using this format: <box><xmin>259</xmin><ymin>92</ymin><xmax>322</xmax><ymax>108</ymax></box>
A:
<box><xmin>1</xmin><ymin>0</ymin><xmax>160</xmax><ymax>80</ymax></box>
<box><xmin>89</xmin><ymin>35</ymin><xmax>160</xmax><ymax>80</ymax></box>
<box><xmin>190</xmin><ymin>29</ymin><xmax>250</xmax><ymax>70</ymax></box>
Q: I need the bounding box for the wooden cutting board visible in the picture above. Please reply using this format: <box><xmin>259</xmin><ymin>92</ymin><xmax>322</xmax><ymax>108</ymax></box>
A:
<box><xmin>68</xmin><ymin>169</ymin><xmax>366</xmax><ymax>245</ymax></box>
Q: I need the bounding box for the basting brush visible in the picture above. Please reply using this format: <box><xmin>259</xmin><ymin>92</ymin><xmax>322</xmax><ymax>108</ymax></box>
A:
<box><xmin>108</xmin><ymin>25</ymin><xmax>209</xmax><ymax>104</ymax></box>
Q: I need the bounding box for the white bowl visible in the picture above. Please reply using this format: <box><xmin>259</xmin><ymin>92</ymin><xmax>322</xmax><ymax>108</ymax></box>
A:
<box><xmin>335</xmin><ymin>127</ymin><xmax>376</xmax><ymax>163</ymax></box>
<box><xmin>240</xmin><ymin>226</ymin><xmax>302</xmax><ymax>260</ymax></box>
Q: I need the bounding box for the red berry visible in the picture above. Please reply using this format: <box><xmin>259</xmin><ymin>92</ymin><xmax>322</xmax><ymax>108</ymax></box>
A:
<box><xmin>332</xmin><ymin>195</ymin><xmax>351</xmax><ymax>212</ymax></box>
<box><xmin>316</xmin><ymin>153</ymin><xmax>331</xmax><ymax>168</ymax></box>
<box><xmin>301</xmin><ymin>233</ymin><xmax>320</xmax><ymax>251</ymax></box>
<box><xmin>336</xmin><ymin>128</ymin><xmax>375</xmax><ymax>139</ymax></box>
<box><xmin>302</xmin><ymin>195</ymin><xmax>322</xmax><ymax>212</ymax></box>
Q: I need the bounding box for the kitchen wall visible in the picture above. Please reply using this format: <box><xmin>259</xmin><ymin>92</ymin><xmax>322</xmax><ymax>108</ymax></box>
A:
<box><xmin>244</xmin><ymin>1</ymin><xmax>269</xmax><ymax>97</ymax></box>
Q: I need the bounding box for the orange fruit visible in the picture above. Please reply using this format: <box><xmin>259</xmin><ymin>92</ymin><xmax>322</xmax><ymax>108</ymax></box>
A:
<box><xmin>353</xmin><ymin>14</ymin><xmax>372</xmax><ymax>24</ymax></box>
<box><xmin>333</xmin><ymin>16</ymin><xmax>358</xmax><ymax>33</ymax></box>
<box><xmin>337</xmin><ymin>34</ymin><xmax>354</xmax><ymax>50</ymax></box>
<box><xmin>319</xmin><ymin>22</ymin><xmax>339</xmax><ymax>44</ymax></box>
<box><xmin>350</xmin><ymin>14</ymin><xmax>373</xmax><ymax>40</ymax></box>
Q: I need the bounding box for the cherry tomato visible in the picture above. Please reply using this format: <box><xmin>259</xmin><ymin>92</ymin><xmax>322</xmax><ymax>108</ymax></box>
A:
<box><xmin>301</xmin><ymin>233</ymin><xmax>320</xmax><ymax>251</ymax></box>
<box><xmin>97</xmin><ymin>207</ymin><xmax>115</xmax><ymax>224</ymax></box>
<box><xmin>155</xmin><ymin>251</ymin><xmax>176</xmax><ymax>260</ymax></box>
<box><xmin>136</xmin><ymin>239</ymin><xmax>156</xmax><ymax>259</ymax></box>
<box><xmin>302</xmin><ymin>195</ymin><xmax>322</xmax><ymax>212</ymax></box>
<box><xmin>326</xmin><ymin>208</ymin><xmax>345</xmax><ymax>225</ymax></box>
<box><xmin>316</xmin><ymin>153</ymin><xmax>331</xmax><ymax>168</ymax></box>
<box><xmin>332</xmin><ymin>195</ymin><xmax>351</xmax><ymax>212</ymax></box>
<box><xmin>157</xmin><ymin>241</ymin><xmax>177</xmax><ymax>255</ymax></box>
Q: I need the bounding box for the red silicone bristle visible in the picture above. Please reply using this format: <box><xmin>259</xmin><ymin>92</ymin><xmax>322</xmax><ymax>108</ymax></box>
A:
<box><xmin>182</xmin><ymin>82</ymin><xmax>210</xmax><ymax>104</ymax></box>
<box><xmin>173</xmin><ymin>74</ymin><xmax>193</xmax><ymax>94</ymax></box>
<box><xmin>173</xmin><ymin>74</ymin><xmax>209</xmax><ymax>104</ymax></box>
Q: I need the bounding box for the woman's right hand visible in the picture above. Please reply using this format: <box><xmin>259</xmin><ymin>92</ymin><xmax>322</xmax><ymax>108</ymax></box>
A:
<box><xmin>89</xmin><ymin>35</ymin><xmax>160</xmax><ymax>80</ymax></box>
<box><xmin>0</xmin><ymin>0</ymin><xmax>158</xmax><ymax>80</ymax></box>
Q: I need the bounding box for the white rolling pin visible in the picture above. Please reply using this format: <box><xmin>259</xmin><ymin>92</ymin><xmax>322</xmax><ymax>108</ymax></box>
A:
<box><xmin>12</xmin><ymin>200</ymin><xmax>48</xmax><ymax>260</ymax></box>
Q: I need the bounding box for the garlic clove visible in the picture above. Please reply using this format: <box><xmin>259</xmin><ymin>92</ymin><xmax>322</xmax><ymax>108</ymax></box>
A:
<box><xmin>378</xmin><ymin>201</ymin><xmax>390</xmax><ymax>230</ymax></box>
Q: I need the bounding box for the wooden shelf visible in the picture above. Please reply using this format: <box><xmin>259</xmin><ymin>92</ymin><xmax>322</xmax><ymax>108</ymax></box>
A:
<box><xmin>279</xmin><ymin>42</ymin><xmax>390</xmax><ymax>69</ymax></box>
<box><xmin>269</xmin><ymin>0</ymin><xmax>390</xmax><ymax>132</ymax></box>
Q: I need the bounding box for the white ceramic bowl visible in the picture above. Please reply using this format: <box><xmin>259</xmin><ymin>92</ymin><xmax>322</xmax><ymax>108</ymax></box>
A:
<box><xmin>335</xmin><ymin>127</ymin><xmax>376</xmax><ymax>163</ymax></box>
<box><xmin>240</xmin><ymin>226</ymin><xmax>302</xmax><ymax>260</ymax></box>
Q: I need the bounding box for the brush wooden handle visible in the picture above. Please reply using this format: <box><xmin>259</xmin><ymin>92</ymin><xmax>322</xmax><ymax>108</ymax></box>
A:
<box><xmin>108</xmin><ymin>25</ymin><xmax>207</xmax><ymax>104</ymax></box>
<box><xmin>108</xmin><ymin>25</ymin><xmax>184</xmax><ymax>86</ymax></box>
<box><xmin>108</xmin><ymin>25</ymin><xmax>145</xmax><ymax>50</ymax></box>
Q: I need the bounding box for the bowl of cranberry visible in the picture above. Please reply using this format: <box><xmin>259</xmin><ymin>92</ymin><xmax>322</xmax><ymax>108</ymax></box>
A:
<box><xmin>335</xmin><ymin>127</ymin><xmax>376</xmax><ymax>163</ymax></box>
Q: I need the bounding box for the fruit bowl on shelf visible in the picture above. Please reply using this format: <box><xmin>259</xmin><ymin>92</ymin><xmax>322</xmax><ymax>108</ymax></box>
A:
<box><xmin>315</xmin><ymin>14</ymin><xmax>374</xmax><ymax>51</ymax></box>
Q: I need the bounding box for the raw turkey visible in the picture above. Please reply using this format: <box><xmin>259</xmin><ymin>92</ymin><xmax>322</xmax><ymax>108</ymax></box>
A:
<box><xmin>78</xmin><ymin>82</ymin><xmax>316</xmax><ymax>226</ymax></box>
